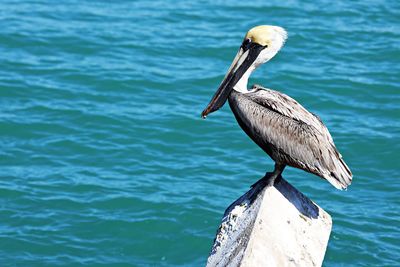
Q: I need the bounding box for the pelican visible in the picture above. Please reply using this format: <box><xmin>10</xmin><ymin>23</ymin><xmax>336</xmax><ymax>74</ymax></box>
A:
<box><xmin>201</xmin><ymin>25</ymin><xmax>352</xmax><ymax>190</ymax></box>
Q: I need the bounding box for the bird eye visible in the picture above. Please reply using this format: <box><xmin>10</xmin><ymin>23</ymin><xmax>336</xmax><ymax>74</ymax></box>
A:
<box><xmin>242</xmin><ymin>38</ymin><xmax>252</xmax><ymax>50</ymax></box>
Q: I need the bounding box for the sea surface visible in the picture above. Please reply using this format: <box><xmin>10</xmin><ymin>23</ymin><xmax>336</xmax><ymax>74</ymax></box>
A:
<box><xmin>0</xmin><ymin>0</ymin><xmax>399</xmax><ymax>266</ymax></box>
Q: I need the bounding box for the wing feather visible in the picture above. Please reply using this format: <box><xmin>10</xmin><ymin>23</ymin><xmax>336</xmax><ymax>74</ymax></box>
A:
<box><xmin>247</xmin><ymin>85</ymin><xmax>334</xmax><ymax>145</ymax></box>
<box><xmin>229</xmin><ymin>86</ymin><xmax>352</xmax><ymax>189</ymax></box>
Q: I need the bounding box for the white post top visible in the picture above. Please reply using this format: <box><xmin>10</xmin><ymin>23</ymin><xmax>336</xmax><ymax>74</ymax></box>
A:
<box><xmin>206</xmin><ymin>178</ymin><xmax>332</xmax><ymax>267</ymax></box>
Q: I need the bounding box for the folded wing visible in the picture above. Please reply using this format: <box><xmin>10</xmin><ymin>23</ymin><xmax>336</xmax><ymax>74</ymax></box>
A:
<box><xmin>229</xmin><ymin>85</ymin><xmax>352</xmax><ymax>189</ymax></box>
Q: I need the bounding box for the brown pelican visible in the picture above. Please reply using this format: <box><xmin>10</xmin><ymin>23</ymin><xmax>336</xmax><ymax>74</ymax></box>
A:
<box><xmin>201</xmin><ymin>25</ymin><xmax>352</xmax><ymax>190</ymax></box>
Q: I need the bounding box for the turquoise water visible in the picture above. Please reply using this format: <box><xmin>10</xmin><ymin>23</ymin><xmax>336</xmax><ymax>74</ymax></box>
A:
<box><xmin>0</xmin><ymin>0</ymin><xmax>399</xmax><ymax>266</ymax></box>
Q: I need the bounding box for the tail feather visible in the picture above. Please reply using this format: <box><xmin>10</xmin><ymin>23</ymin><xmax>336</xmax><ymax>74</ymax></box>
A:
<box><xmin>325</xmin><ymin>155</ymin><xmax>353</xmax><ymax>190</ymax></box>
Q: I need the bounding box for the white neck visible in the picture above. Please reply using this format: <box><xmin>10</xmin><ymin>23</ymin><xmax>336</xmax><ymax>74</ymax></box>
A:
<box><xmin>232</xmin><ymin>44</ymin><xmax>283</xmax><ymax>94</ymax></box>
<box><xmin>233</xmin><ymin>67</ymin><xmax>253</xmax><ymax>93</ymax></box>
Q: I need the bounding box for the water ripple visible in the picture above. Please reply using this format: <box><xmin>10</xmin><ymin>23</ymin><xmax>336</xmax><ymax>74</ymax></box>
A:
<box><xmin>0</xmin><ymin>0</ymin><xmax>399</xmax><ymax>266</ymax></box>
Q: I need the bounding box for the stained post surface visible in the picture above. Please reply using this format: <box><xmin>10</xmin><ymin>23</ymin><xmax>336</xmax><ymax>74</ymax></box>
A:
<box><xmin>206</xmin><ymin>178</ymin><xmax>332</xmax><ymax>267</ymax></box>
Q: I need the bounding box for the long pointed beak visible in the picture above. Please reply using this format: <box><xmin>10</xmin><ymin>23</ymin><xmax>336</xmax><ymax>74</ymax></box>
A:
<box><xmin>201</xmin><ymin>44</ymin><xmax>263</xmax><ymax>119</ymax></box>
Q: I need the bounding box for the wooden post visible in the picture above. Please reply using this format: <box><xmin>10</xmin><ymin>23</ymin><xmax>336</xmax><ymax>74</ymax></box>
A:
<box><xmin>206</xmin><ymin>178</ymin><xmax>332</xmax><ymax>267</ymax></box>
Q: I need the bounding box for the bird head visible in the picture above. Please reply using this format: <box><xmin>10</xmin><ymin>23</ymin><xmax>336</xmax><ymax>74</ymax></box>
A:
<box><xmin>201</xmin><ymin>25</ymin><xmax>287</xmax><ymax>118</ymax></box>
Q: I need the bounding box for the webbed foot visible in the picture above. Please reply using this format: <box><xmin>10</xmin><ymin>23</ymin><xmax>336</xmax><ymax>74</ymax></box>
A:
<box><xmin>250</xmin><ymin>172</ymin><xmax>273</xmax><ymax>188</ymax></box>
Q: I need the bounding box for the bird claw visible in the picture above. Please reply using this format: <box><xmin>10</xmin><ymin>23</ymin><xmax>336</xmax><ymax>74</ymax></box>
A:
<box><xmin>250</xmin><ymin>172</ymin><xmax>273</xmax><ymax>188</ymax></box>
<box><xmin>250</xmin><ymin>172</ymin><xmax>282</xmax><ymax>189</ymax></box>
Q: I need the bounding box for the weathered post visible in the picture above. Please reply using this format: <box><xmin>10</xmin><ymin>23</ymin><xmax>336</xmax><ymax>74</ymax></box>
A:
<box><xmin>206</xmin><ymin>178</ymin><xmax>332</xmax><ymax>267</ymax></box>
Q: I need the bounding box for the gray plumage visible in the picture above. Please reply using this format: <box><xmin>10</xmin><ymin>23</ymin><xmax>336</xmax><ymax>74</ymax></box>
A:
<box><xmin>228</xmin><ymin>84</ymin><xmax>352</xmax><ymax>190</ymax></box>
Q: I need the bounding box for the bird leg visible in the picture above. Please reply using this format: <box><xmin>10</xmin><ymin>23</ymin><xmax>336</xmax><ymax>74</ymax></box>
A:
<box><xmin>251</xmin><ymin>163</ymin><xmax>285</xmax><ymax>188</ymax></box>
